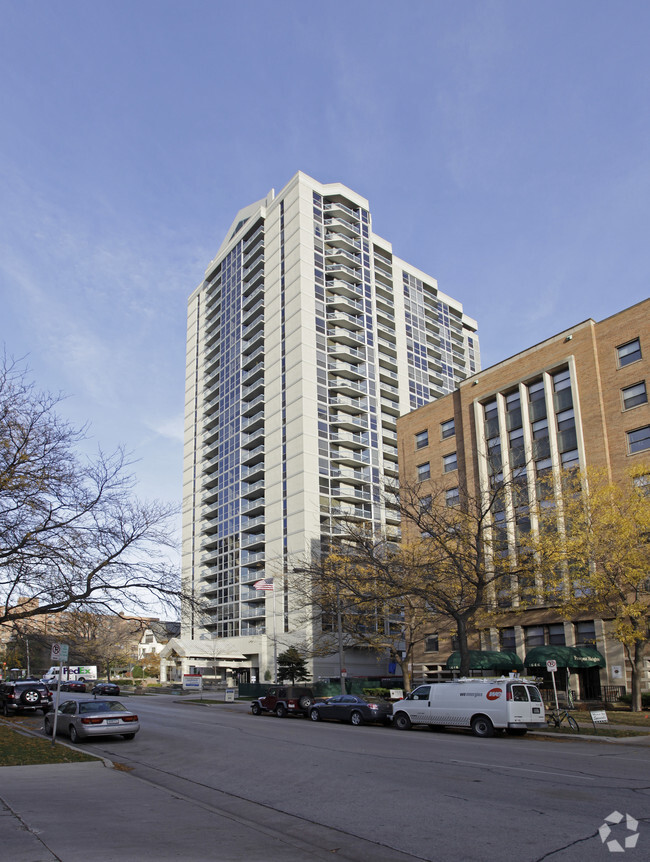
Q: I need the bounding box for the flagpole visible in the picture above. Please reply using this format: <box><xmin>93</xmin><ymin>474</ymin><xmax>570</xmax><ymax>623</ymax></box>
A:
<box><xmin>272</xmin><ymin>584</ymin><xmax>277</xmax><ymax>684</ymax></box>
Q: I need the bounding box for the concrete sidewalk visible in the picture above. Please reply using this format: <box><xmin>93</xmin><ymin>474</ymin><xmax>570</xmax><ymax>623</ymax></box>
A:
<box><xmin>0</xmin><ymin>759</ymin><xmax>420</xmax><ymax>862</ymax></box>
<box><xmin>2</xmin><ymin>720</ymin><xmax>649</xmax><ymax>862</ymax></box>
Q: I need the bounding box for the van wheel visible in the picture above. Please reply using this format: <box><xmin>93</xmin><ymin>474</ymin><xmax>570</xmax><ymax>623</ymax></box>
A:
<box><xmin>393</xmin><ymin>712</ymin><xmax>412</xmax><ymax>731</ymax></box>
<box><xmin>471</xmin><ymin>716</ymin><xmax>494</xmax><ymax>738</ymax></box>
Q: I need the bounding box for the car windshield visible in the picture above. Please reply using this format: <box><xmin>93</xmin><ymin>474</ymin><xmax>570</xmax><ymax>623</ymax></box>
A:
<box><xmin>79</xmin><ymin>701</ymin><xmax>128</xmax><ymax>714</ymax></box>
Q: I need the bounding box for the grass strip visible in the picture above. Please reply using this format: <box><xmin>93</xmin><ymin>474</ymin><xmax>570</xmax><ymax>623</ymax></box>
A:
<box><xmin>0</xmin><ymin>724</ymin><xmax>100</xmax><ymax>766</ymax></box>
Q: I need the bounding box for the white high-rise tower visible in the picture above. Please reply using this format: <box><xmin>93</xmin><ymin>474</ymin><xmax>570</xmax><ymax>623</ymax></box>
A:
<box><xmin>175</xmin><ymin>172</ymin><xmax>479</xmax><ymax>684</ymax></box>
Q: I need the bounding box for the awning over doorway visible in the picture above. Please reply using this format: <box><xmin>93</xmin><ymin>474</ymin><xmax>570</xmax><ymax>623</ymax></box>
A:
<box><xmin>524</xmin><ymin>645</ymin><xmax>606</xmax><ymax>669</ymax></box>
<box><xmin>445</xmin><ymin>650</ymin><xmax>524</xmax><ymax>672</ymax></box>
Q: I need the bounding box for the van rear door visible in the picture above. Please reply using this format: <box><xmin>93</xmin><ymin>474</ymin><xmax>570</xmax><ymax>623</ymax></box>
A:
<box><xmin>508</xmin><ymin>683</ymin><xmax>544</xmax><ymax>726</ymax></box>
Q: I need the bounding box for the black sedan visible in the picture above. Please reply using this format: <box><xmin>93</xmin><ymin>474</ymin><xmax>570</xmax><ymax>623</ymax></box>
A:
<box><xmin>59</xmin><ymin>680</ymin><xmax>87</xmax><ymax>693</ymax></box>
<box><xmin>308</xmin><ymin>694</ymin><xmax>393</xmax><ymax>726</ymax></box>
<box><xmin>91</xmin><ymin>683</ymin><xmax>120</xmax><ymax>696</ymax></box>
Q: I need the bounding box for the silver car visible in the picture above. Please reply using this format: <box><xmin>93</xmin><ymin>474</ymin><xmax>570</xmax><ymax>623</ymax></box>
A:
<box><xmin>44</xmin><ymin>699</ymin><xmax>140</xmax><ymax>743</ymax></box>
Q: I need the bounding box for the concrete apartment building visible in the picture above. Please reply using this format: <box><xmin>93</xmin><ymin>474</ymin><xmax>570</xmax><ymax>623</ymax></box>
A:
<box><xmin>169</xmin><ymin>172</ymin><xmax>479</xmax><ymax>685</ymax></box>
<box><xmin>397</xmin><ymin>299</ymin><xmax>650</xmax><ymax>701</ymax></box>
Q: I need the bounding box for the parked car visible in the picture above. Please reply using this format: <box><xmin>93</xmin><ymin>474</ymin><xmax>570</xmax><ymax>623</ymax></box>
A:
<box><xmin>43</xmin><ymin>699</ymin><xmax>140</xmax><ymax>743</ymax></box>
<box><xmin>91</xmin><ymin>682</ymin><xmax>120</xmax><ymax>696</ymax></box>
<box><xmin>0</xmin><ymin>680</ymin><xmax>53</xmax><ymax>715</ymax></box>
<box><xmin>251</xmin><ymin>686</ymin><xmax>315</xmax><ymax>718</ymax></box>
<box><xmin>59</xmin><ymin>680</ymin><xmax>87</xmax><ymax>693</ymax></box>
<box><xmin>308</xmin><ymin>694</ymin><xmax>393</xmax><ymax>726</ymax></box>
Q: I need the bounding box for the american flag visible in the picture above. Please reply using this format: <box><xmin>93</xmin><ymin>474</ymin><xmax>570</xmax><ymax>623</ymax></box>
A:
<box><xmin>253</xmin><ymin>579</ymin><xmax>274</xmax><ymax>591</ymax></box>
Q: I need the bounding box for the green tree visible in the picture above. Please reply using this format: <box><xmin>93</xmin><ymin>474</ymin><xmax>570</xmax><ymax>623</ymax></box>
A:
<box><xmin>277</xmin><ymin>647</ymin><xmax>309</xmax><ymax>684</ymax></box>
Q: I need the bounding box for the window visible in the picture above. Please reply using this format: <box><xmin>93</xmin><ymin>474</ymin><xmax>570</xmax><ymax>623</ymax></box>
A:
<box><xmin>524</xmin><ymin>625</ymin><xmax>545</xmax><ymax>648</ymax></box>
<box><xmin>575</xmin><ymin>620</ymin><xmax>596</xmax><ymax>646</ymax></box>
<box><xmin>617</xmin><ymin>338</ymin><xmax>642</xmax><ymax>367</ymax></box>
<box><xmin>445</xmin><ymin>486</ymin><xmax>460</xmax><ymax>506</ymax></box>
<box><xmin>500</xmin><ymin>627</ymin><xmax>516</xmax><ymax>650</ymax></box>
<box><xmin>415</xmin><ymin>429</ymin><xmax>429</xmax><ymax>449</ymax></box>
<box><xmin>420</xmin><ymin>494</ymin><xmax>432</xmax><ymax>512</ymax></box>
<box><xmin>443</xmin><ymin>452</ymin><xmax>457</xmax><ymax>473</ymax></box>
<box><xmin>622</xmin><ymin>382</ymin><xmax>647</xmax><ymax>410</ymax></box>
<box><xmin>628</xmin><ymin>426</ymin><xmax>650</xmax><ymax>454</ymax></box>
<box><xmin>633</xmin><ymin>474</ymin><xmax>650</xmax><ymax>496</ymax></box>
<box><xmin>441</xmin><ymin>418</ymin><xmax>455</xmax><ymax>439</ymax></box>
<box><xmin>425</xmin><ymin>634</ymin><xmax>439</xmax><ymax>652</ymax></box>
<box><xmin>417</xmin><ymin>462</ymin><xmax>431</xmax><ymax>481</ymax></box>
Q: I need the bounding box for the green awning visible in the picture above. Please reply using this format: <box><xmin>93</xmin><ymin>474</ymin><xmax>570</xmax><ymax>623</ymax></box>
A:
<box><xmin>445</xmin><ymin>650</ymin><xmax>524</xmax><ymax>672</ymax></box>
<box><xmin>524</xmin><ymin>645</ymin><xmax>606</xmax><ymax>669</ymax></box>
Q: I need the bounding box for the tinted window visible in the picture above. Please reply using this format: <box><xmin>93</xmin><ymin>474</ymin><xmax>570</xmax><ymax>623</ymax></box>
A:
<box><xmin>511</xmin><ymin>685</ymin><xmax>529</xmax><ymax>702</ymax></box>
<box><xmin>79</xmin><ymin>701</ymin><xmax>127</xmax><ymax>713</ymax></box>
<box><xmin>527</xmin><ymin>686</ymin><xmax>543</xmax><ymax>702</ymax></box>
<box><xmin>410</xmin><ymin>686</ymin><xmax>431</xmax><ymax>700</ymax></box>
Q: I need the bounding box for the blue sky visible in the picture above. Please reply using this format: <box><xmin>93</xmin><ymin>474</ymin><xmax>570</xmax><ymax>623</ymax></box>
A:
<box><xmin>1</xmin><ymin>1</ymin><xmax>649</xmax><ymax>519</ymax></box>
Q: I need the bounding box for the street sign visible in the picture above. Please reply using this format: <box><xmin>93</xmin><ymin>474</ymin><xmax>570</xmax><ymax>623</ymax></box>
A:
<box><xmin>51</xmin><ymin>643</ymin><xmax>69</xmax><ymax>662</ymax></box>
<box><xmin>546</xmin><ymin>660</ymin><xmax>557</xmax><ymax>673</ymax></box>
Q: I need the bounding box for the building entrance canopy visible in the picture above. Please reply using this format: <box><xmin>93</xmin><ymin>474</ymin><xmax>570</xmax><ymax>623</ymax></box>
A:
<box><xmin>524</xmin><ymin>645</ymin><xmax>606</xmax><ymax>669</ymax></box>
<box><xmin>445</xmin><ymin>650</ymin><xmax>524</xmax><ymax>672</ymax></box>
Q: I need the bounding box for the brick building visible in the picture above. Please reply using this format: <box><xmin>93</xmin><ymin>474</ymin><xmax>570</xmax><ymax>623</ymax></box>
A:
<box><xmin>397</xmin><ymin>299</ymin><xmax>649</xmax><ymax>701</ymax></box>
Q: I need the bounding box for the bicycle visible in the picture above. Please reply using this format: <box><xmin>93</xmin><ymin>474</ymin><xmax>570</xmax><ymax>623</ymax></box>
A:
<box><xmin>546</xmin><ymin>707</ymin><xmax>579</xmax><ymax>732</ymax></box>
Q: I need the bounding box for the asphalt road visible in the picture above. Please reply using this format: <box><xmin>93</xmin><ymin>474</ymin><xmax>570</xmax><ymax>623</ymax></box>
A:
<box><xmin>12</xmin><ymin>696</ymin><xmax>650</xmax><ymax>861</ymax></box>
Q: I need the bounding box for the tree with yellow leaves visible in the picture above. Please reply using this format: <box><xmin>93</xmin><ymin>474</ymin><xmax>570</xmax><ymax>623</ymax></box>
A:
<box><xmin>535</xmin><ymin>467</ymin><xmax>650</xmax><ymax>711</ymax></box>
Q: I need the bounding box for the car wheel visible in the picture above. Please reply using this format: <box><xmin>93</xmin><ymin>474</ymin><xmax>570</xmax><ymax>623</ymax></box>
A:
<box><xmin>20</xmin><ymin>688</ymin><xmax>41</xmax><ymax>706</ymax></box>
<box><xmin>298</xmin><ymin>695</ymin><xmax>313</xmax><ymax>710</ymax></box>
<box><xmin>471</xmin><ymin>715</ymin><xmax>494</xmax><ymax>738</ymax></box>
<box><xmin>350</xmin><ymin>710</ymin><xmax>364</xmax><ymax>726</ymax></box>
<box><xmin>44</xmin><ymin>719</ymin><xmax>53</xmax><ymax>736</ymax></box>
<box><xmin>69</xmin><ymin>725</ymin><xmax>81</xmax><ymax>744</ymax></box>
<box><xmin>309</xmin><ymin>708</ymin><xmax>321</xmax><ymax>722</ymax></box>
<box><xmin>251</xmin><ymin>702</ymin><xmax>262</xmax><ymax>716</ymax></box>
<box><xmin>393</xmin><ymin>712</ymin><xmax>412</xmax><ymax>731</ymax></box>
<box><xmin>122</xmin><ymin>733</ymin><xmax>136</xmax><ymax>740</ymax></box>
<box><xmin>275</xmin><ymin>704</ymin><xmax>287</xmax><ymax>718</ymax></box>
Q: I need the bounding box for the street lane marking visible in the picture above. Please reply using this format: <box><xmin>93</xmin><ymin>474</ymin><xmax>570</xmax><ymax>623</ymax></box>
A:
<box><xmin>451</xmin><ymin>759</ymin><xmax>595</xmax><ymax>780</ymax></box>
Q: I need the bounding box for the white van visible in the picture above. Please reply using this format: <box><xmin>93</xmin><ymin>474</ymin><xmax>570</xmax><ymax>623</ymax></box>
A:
<box><xmin>392</xmin><ymin>677</ymin><xmax>546</xmax><ymax>737</ymax></box>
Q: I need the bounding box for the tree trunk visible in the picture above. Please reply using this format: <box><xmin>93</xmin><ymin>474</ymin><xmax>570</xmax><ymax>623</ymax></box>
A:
<box><xmin>398</xmin><ymin>655</ymin><xmax>411</xmax><ymax>693</ymax></box>
<box><xmin>631</xmin><ymin>642</ymin><xmax>646</xmax><ymax>712</ymax></box>
<box><xmin>457</xmin><ymin>618</ymin><xmax>471</xmax><ymax>677</ymax></box>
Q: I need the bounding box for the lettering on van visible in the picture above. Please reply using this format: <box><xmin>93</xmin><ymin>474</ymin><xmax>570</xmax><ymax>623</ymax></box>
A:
<box><xmin>486</xmin><ymin>688</ymin><xmax>503</xmax><ymax>700</ymax></box>
<box><xmin>459</xmin><ymin>692</ymin><xmax>484</xmax><ymax>697</ymax></box>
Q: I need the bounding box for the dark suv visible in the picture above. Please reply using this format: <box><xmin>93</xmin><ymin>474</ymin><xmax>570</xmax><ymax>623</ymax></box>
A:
<box><xmin>0</xmin><ymin>680</ymin><xmax>53</xmax><ymax>716</ymax></box>
<box><xmin>251</xmin><ymin>686</ymin><xmax>314</xmax><ymax>718</ymax></box>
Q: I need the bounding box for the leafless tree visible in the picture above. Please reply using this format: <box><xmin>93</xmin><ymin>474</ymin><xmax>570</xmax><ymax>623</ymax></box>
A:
<box><xmin>0</xmin><ymin>354</ymin><xmax>182</xmax><ymax>628</ymax></box>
